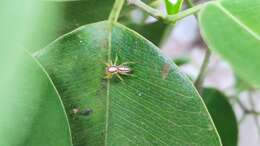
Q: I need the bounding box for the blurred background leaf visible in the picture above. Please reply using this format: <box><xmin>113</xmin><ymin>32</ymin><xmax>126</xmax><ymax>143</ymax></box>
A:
<box><xmin>202</xmin><ymin>88</ymin><xmax>238</xmax><ymax>146</ymax></box>
<box><xmin>199</xmin><ymin>0</ymin><xmax>260</xmax><ymax>88</ymax></box>
<box><xmin>26</xmin><ymin>0</ymin><xmax>114</xmax><ymax>52</ymax></box>
<box><xmin>0</xmin><ymin>51</ymin><xmax>72</xmax><ymax>146</ymax></box>
<box><xmin>0</xmin><ymin>1</ymin><xmax>71</xmax><ymax>145</ymax></box>
<box><xmin>173</xmin><ymin>56</ymin><xmax>190</xmax><ymax>66</ymax></box>
<box><xmin>235</xmin><ymin>75</ymin><xmax>253</xmax><ymax>92</ymax></box>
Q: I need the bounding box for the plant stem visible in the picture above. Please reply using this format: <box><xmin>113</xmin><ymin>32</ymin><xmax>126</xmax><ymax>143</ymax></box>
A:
<box><xmin>128</xmin><ymin>0</ymin><xmax>205</xmax><ymax>23</ymax></box>
<box><xmin>238</xmin><ymin>113</ymin><xmax>247</xmax><ymax>124</ymax></box>
<box><xmin>185</xmin><ymin>0</ymin><xmax>209</xmax><ymax>93</ymax></box>
<box><xmin>194</xmin><ymin>48</ymin><xmax>211</xmax><ymax>93</ymax></box>
<box><xmin>185</xmin><ymin>0</ymin><xmax>195</xmax><ymax>8</ymax></box>
<box><xmin>106</xmin><ymin>1</ymin><xmax>125</xmax><ymax>145</ymax></box>
<box><xmin>237</xmin><ymin>97</ymin><xmax>248</xmax><ymax>111</ymax></box>
<box><xmin>248</xmin><ymin>92</ymin><xmax>260</xmax><ymax>139</ymax></box>
<box><xmin>247</xmin><ymin>110</ymin><xmax>260</xmax><ymax>115</ymax></box>
<box><xmin>128</xmin><ymin>0</ymin><xmax>164</xmax><ymax>20</ymax></box>
<box><xmin>108</xmin><ymin>0</ymin><xmax>125</xmax><ymax>61</ymax></box>
<box><xmin>109</xmin><ymin>0</ymin><xmax>125</xmax><ymax>24</ymax></box>
<box><xmin>236</xmin><ymin>95</ymin><xmax>260</xmax><ymax>115</ymax></box>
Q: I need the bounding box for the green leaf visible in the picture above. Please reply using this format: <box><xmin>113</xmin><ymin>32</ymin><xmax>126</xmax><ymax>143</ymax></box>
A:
<box><xmin>173</xmin><ymin>57</ymin><xmax>190</xmax><ymax>66</ymax></box>
<box><xmin>27</xmin><ymin>0</ymin><xmax>115</xmax><ymax>51</ymax></box>
<box><xmin>235</xmin><ymin>75</ymin><xmax>252</xmax><ymax>92</ymax></box>
<box><xmin>202</xmin><ymin>88</ymin><xmax>238</xmax><ymax>146</ymax></box>
<box><xmin>165</xmin><ymin>0</ymin><xmax>184</xmax><ymax>15</ymax></box>
<box><xmin>199</xmin><ymin>0</ymin><xmax>260</xmax><ymax>88</ymax></box>
<box><xmin>35</xmin><ymin>21</ymin><xmax>221</xmax><ymax>146</ymax></box>
<box><xmin>0</xmin><ymin>52</ymin><xmax>72</xmax><ymax>146</ymax></box>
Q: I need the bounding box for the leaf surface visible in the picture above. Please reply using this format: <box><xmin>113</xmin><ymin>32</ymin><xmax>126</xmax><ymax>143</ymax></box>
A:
<box><xmin>0</xmin><ymin>52</ymin><xmax>72</xmax><ymax>146</ymax></box>
<box><xmin>199</xmin><ymin>0</ymin><xmax>260</xmax><ymax>88</ymax></box>
<box><xmin>35</xmin><ymin>21</ymin><xmax>221</xmax><ymax>146</ymax></box>
<box><xmin>202</xmin><ymin>88</ymin><xmax>238</xmax><ymax>146</ymax></box>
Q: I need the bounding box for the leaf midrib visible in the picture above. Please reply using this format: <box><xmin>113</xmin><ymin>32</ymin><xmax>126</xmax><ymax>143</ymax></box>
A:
<box><xmin>216</xmin><ymin>2</ymin><xmax>260</xmax><ymax>41</ymax></box>
<box><xmin>104</xmin><ymin>24</ymin><xmax>112</xmax><ymax>146</ymax></box>
<box><xmin>105</xmin><ymin>1</ymin><xmax>125</xmax><ymax>145</ymax></box>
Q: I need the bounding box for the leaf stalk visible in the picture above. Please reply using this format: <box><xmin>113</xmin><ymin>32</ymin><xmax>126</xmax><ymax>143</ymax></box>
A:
<box><xmin>128</xmin><ymin>0</ymin><xmax>205</xmax><ymax>23</ymax></box>
<box><xmin>194</xmin><ymin>48</ymin><xmax>211</xmax><ymax>93</ymax></box>
<box><xmin>185</xmin><ymin>0</ymin><xmax>195</xmax><ymax>8</ymax></box>
<box><xmin>109</xmin><ymin>0</ymin><xmax>125</xmax><ymax>24</ymax></box>
<box><xmin>106</xmin><ymin>1</ymin><xmax>125</xmax><ymax>145</ymax></box>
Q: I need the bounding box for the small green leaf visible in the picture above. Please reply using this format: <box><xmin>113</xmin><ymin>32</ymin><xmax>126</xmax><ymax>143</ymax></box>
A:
<box><xmin>0</xmin><ymin>2</ymin><xmax>71</xmax><ymax>145</ymax></box>
<box><xmin>0</xmin><ymin>52</ymin><xmax>72</xmax><ymax>146</ymax></box>
<box><xmin>199</xmin><ymin>0</ymin><xmax>260</xmax><ymax>88</ymax></box>
<box><xmin>165</xmin><ymin>0</ymin><xmax>184</xmax><ymax>15</ymax></box>
<box><xmin>202</xmin><ymin>88</ymin><xmax>238</xmax><ymax>146</ymax></box>
<box><xmin>173</xmin><ymin>57</ymin><xmax>190</xmax><ymax>66</ymax></box>
<box><xmin>35</xmin><ymin>21</ymin><xmax>221</xmax><ymax>146</ymax></box>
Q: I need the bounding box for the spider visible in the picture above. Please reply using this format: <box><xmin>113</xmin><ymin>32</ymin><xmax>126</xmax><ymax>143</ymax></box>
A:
<box><xmin>104</xmin><ymin>56</ymin><xmax>133</xmax><ymax>81</ymax></box>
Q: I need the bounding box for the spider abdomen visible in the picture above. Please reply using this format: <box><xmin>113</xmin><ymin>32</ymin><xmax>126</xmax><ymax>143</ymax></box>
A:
<box><xmin>118</xmin><ymin>66</ymin><xmax>131</xmax><ymax>73</ymax></box>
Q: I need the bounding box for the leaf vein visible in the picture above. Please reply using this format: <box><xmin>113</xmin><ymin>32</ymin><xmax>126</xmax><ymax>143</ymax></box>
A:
<box><xmin>217</xmin><ymin>3</ymin><xmax>260</xmax><ymax>40</ymax></box>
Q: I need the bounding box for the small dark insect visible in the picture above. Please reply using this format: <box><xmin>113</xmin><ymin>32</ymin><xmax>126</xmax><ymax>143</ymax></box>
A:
<box><xmin>79</xmin><ymin>108</ymin><xmax>93</xmax><ymax>116</ymax></box>
<box><xmin>72</xmin><ymin>108</ymin><xmax>93</xmax><ymax>116</ymax></box>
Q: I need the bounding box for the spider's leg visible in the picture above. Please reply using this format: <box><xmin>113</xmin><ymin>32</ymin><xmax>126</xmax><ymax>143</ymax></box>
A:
<box><xmin>114</xmin><ymin>54</ymin><xmax>118</xmax><ymax>66</ymax></box>
<box><xmin>100</xmin><ymin>59</ymin><xmax>109</xmax><ymax>66</ymax></box>
<box><xmin>104</xmin><ymin>62</ymin><xmax>110</xmax><ymax>67</ymax></box>
<box><xmin>119</xmin><ymin>61</ymin><xmax>135</xmax><ymax>66</ymax></box>
<box><xmin>109</xmin><ymin>60</ymin><xmax>113</xmax><ymax>66</ymax></box>
<box><xmin>120</xmin><ymin>72</ymin><xmax>135</xmax><ymax>77</ymax></box>
<box><xmin>116</xmin><ymin>74</ymin><xmax>124</xmax><ymax>82</ymax></box>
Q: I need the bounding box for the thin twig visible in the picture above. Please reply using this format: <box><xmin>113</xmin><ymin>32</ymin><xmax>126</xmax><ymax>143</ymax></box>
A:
<box><xmin>128</xmin><ymin>0</ymin><xmax>164</xmax><ymax>20</ymax></box>
<box><xmin>236</xmin><ymin>96</ymin><xmax>260</xmax><ymax>115</ymax></box>
<box><xmin>248</xmin><ymin>92</ymin><xmax>260</xmax><ymax>139</ymax></box>
<box><xmin>247</xmin><ymin>110</ymin><xmax>260</xmax><ymax>116</ymax></box>
<box><xmin>185</xmin><ymin>0</ymin><xmax>198</xmax><ymax>18</ymax></box>
<box><xmin>238</xmin><ymin>113</ymin><xmax>247</xmax><ymax>124</ymax></box>
<box><xmin>194</xmin><ymin>48</ymin><xmax>211</xmax><ymax>93</ymax></box>
<box><xmin>184</xmin><ymin>0</ymin><xmax>211</xmax><ymax>93</ymax></box>
<box><xmin>128</xmin><ymin>0</ymin><xmax>206</xmax><ymax>23</ymax></box>
<box><xmin>236</xmin><ymin>97</ymin><xmax>248</xmax><ymax>111</ymax></box>
<box><xmin>185</xmin><ymin>0</ymin><xmax>195</xmax><ymax>7</ymax></box>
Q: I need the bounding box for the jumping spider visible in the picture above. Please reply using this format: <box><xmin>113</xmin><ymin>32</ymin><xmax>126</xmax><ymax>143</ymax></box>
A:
<box><xmin>104</xmin><ymin>56</ymin><xmax>133</xmax><ymax>81</ymax></box>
